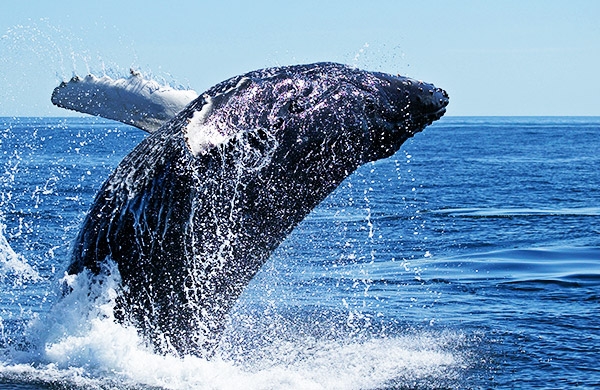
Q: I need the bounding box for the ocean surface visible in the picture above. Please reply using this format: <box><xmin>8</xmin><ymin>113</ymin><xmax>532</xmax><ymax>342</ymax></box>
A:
<box><xmin>0</xmin><ymin>116</ymin><xmax>598</xmax><ymax>389</ymax></box>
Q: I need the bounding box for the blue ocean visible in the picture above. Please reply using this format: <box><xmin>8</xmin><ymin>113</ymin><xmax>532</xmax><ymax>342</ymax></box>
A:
<box><xmin>0</xmin><ymin>116</ymin><xmax>598</xmax><ymax>389</ymax></box>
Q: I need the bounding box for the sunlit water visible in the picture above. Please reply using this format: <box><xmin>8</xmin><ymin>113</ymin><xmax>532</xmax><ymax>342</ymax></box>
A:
<box><xmin>0</xmin><ymin>117</ymin><xmax>598</xmax><ymax>389</ymax></box>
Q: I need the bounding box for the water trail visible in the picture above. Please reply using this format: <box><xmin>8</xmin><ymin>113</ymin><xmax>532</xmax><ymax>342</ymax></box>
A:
<box><xmin>349</xmin><ymin>42</ymin><xmax>409</xmax><ymax>77</ymax></box>
<box><xmin>0</xmin><ymin>223</ymin><xmax>40</xmax><ymax>285</ymax></box>
<box><xmin>0</xmin><ymin>124</ymin><xmax>40</xmax><ymax>286</ymax></box>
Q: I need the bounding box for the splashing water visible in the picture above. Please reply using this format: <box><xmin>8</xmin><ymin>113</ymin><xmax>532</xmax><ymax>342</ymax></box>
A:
<box><xmin>0</xmin><ymin>224</ymin><xmax>40</xmax><ymax>285</ymax></box>
<box><xmin>0</xmin><ymin>254</ymin><xmax>467</xmax><ymax>389</ymax></box>
<box><xmin>0</xmin><ymin>19</ymin><xmax>469</xmax><ymax>388</ymax></box>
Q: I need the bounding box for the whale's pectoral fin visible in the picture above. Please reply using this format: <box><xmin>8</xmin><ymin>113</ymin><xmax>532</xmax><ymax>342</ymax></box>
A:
<box><xmin>51</xmin><ymin>71</ymin><xmax>198</xmax><ymax>133</ymax></box>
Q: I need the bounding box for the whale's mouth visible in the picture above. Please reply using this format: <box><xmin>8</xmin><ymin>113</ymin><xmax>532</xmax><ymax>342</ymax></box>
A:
<box><xmin>400</xmin><ymin>92</ymin><xmax>449</xmax><ymax>135</ymax></box>
<box><xmin>365</xmin><ymin>81</ymin><xmax>448</xmax><ymax>160</ymax></box>
<box><xmin>426</xmin><ymin>106</ymin><xmax>448</xmax><ymax>123</ymax></box>
<box><xmin>428</xmin><ymin>105</ymin><xmax>447</xmax><ymax>120</ymax></box>
<box><xmin>374</xmin><ymin>74</ymin><xmax>449</xmax><ymax>134</ymax></box>
<box><xmin>415</xmin><ymin>86</ymin><xmax>449</xmax><ymax>126</ymax></box>
<box><xmin>424</xmin><ymin>87</ymin><xmax>449</xmax><ymax>116</ymax></box>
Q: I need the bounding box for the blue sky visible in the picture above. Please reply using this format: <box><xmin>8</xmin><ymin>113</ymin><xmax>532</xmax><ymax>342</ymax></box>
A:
<box><xmin>1</xmin><ymin>0</ymin><xmax>599</xmax><ymax>116</ymax></box>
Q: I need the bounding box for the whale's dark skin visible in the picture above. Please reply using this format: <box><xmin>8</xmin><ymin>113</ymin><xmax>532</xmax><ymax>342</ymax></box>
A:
<box><xmin>67</xmin><ymin>62</ymin><xmax>448</xmax><ymax>357</ymax></box>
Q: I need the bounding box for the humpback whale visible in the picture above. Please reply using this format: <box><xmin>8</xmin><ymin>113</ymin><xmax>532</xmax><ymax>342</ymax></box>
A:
<box><xmin>58</xmin><ymin>62</ymin><xmax>449</xmax><ymax>357</ymax></box>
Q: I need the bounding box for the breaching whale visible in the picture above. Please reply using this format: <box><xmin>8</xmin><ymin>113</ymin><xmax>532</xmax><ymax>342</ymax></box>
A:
<box><xmin>58</xmin><ymin>62</ymin><xmax>449</xmax><ymax>357</ymax></box>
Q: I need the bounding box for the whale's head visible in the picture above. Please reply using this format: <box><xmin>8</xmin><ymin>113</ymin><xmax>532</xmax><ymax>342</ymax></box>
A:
<box><xmin>357</xmin><ymin>70</ymin><xmax>449</xmax><ymax>160</ymax></box>
<box><xmin>181</xmin><ymin>62</ymin><xmax>448</xmax><ymax>169</ymax></box>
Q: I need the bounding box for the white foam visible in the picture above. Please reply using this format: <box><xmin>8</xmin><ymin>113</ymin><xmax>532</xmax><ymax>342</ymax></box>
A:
<box><xmin>0</xmin><ymin>247</ymin><xmax>465</xmax><ymax>389</ymax></box>
<box><xmin>0</xmin><ymin>222</ymin><xmax>40</xmax><ymax>284</ymax></box>
<box><xmin>42</xmin><ymin>332</ymin><xmax>460</xmax><ymax>389</ymax></box>
<box><xmin>51</xmin><ymin>70</ymin><xmax>198</xmax><ymax>132</ymax></box>
<box><xmin>5</xmin><ymin>317</ymin><xmax>463</xmax><ymax>389</ymax></box>
<box><xmin>2</xmin><ymin>266</ymin><xmax>465</xmax><ymax>389</ymax></box>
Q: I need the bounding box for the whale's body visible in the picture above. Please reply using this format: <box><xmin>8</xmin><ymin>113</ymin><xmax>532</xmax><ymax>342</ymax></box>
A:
<box><xmin>61</xmin><ymin>62</ymin><xmax>448</xmax><ymax>356</ymax></box>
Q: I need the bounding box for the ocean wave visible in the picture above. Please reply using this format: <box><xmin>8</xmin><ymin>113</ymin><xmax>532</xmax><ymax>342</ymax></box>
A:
<box><xmin>415</xmin><ymin>246</ymin><xmax>600</xmax><ymax>287</ymax></box>
<box><xmin>425</xmin><ymin>207</ymin><xmax>600</xmax><ymax>218</ymax></box>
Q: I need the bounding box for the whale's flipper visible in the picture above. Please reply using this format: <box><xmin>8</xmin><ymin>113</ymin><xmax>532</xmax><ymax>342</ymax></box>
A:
<box><xmin>51</xmin><ymin>70</ymin><xmax>198</xmax><ymax>132</ymax></box>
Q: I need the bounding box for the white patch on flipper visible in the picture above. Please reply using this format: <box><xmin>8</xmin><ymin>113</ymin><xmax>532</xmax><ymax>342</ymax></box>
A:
<box><xmin>183</xmin><ymin>77</ymin><xmax>251</xmax><ymax>156</ymax></box>
<box><xmin>51</xmin><ymin>71</ymin><xmax>198</xmax><ymax>132</ymax></box>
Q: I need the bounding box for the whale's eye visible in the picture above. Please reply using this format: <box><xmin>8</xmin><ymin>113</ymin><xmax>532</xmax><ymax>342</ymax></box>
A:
<box><xmin>364</xmin><ymin>97</ymin><xmax>377</xmax><ymax>114</ymax></box>
<box><xmin>288</xmin><ymin>99</ymin><xmax>304</xmax><ymax>114</ymax></box>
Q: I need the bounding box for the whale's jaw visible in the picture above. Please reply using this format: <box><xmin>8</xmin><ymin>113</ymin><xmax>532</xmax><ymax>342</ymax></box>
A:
<box><xmin>357</xmin><ymin>72</ymin><xmax>449</xmax><ymax>160</ymax></box>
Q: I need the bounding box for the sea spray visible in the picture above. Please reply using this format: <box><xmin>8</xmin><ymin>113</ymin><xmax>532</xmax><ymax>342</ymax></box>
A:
<box><xmin>0</xmin><ymin>252</ymin><xmax>468</xmax><ymax>389</ymax></box>
<box><xmin>0</xmin><ymin>223</ymin><xmax>40</xmax><ymax>285</ymax></box>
